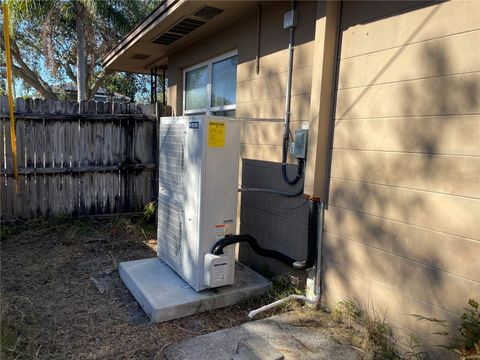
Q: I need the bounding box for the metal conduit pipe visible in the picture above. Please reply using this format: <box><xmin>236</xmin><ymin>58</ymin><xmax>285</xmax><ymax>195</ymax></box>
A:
<box><xmin>282</xmin><ymin>0</ymin><xmax>304</xmax><ymax>186</ymax></box>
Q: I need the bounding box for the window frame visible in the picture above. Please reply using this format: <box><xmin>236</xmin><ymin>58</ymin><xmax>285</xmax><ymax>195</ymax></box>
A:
<box><xmin>183</xmin><ymin>50</ymin><xmax>238</xmax><ymax>115</ymax></box>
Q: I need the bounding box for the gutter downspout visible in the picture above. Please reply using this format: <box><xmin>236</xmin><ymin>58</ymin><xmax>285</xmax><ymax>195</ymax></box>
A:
<box><xmin>248</xmin><ymin>0</ymin><xmax>342</xmax><ymax>318</ymax></box>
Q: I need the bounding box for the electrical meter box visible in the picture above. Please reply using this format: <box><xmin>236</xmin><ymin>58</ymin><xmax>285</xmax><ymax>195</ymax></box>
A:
<box><xmin>157</xmin><ymin>116</ymin><xmax>241</xmax><ymax>291</ymax></box>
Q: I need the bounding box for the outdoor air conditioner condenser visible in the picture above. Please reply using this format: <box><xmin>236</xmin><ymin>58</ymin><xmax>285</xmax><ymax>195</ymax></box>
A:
<box><xmin>157</xmin><ymin>116</ymin><xmax>241</xmax><ymax>292</ymax></box>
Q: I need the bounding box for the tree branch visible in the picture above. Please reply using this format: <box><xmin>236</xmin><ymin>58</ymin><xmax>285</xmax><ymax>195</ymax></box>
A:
<box><xmin>87</xmin><ymin>70</ymin><xmax>111</xmax><ymax>101</ymax></box>
<box><xmin>1</xmin><ymin>32</ymin><xmax>59</xmax><ymax>100</ymax></box>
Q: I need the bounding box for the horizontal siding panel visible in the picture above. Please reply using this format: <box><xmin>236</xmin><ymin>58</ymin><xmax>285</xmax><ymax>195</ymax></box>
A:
<box><xmin>322</xmin><ymin>266</ymin><xmax>458</xmax><ymax>359</ymax></box>
<box><xmin>335</xmin><ymin>72</ymin><xmax>480</xmax><ymax>120</ymax></box>
<box><xmin>237</xmin><ymin>66</ymin><xmax>312</xmax><ymax>103</ymax></box>
<box><xmin>332</xmin><ymin>115</ymin><xmax>480</xmax><ymax>156</ymax></box>
<box><xmin>241</xmin><ymin>120</ymin><xmax>307</xmax><ymax>146</ymax></box>
<box><xmin>241</xmin><ymin>144</ymin><xmax>282</xmax><ymax>163</ymax></box>
<box><xmin>330</xmin><ymin>149</ymin><xmax>480</xmax><ymax>198</ymax></box>
<box><xmin>323</xmin><ymin>232</ymin><xmax>480</xmax><ymax>311</ymax></box>
<box><xmin>238</xmin><ymin>45</ymin><xmax>314</xmax><ymax>82</ymax></box>
<box><xmin>236</xmin><ymin>93</ymin><xmax>311</xmax><ymax>122</ymax></box>
<box><xmin>328</xmin><ymin>178</ymin><xmax>480</xmax><ymax>240</ymax></box>
<box><xmin>324</xmin><ymin>206</ymin><xmax>480</xmax><ymax>281</ymax></box>
<box><xmin>338</xmin><ymin>30</ymin><xmax>480</xmax><ymax>89</ymax></box>
<box><xmin>340</xmin><ymin>0</ymin><xmax>480</xmax><ymax>59</ymax></box>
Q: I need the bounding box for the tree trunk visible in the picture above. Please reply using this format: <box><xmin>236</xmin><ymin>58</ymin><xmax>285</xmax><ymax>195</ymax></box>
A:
<box><xmin>75</xmin><ymin>4</ymin><xmax>87</xmax><ymax>103</ymax></box>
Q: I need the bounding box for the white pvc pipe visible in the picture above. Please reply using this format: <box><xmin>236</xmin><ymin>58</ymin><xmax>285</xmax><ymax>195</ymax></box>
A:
<box><xmin>248</xmin><ymin>294</ymin><xmax>319</xmax><ymax>319</ymax></box>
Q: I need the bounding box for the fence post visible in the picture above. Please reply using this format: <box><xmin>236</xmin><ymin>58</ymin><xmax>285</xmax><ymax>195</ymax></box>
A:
<box><xmin>154</xmin><ymin>102</ymin><xmax>163</xmax><ymax>225</ymax></box>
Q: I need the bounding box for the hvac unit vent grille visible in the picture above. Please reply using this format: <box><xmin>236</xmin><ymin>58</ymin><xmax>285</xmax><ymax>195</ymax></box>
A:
<box><xmin>153</xmin><ymin>17</ymin><xmax>206</xmax><ymax>45</ymax></box>
<box><xmin>193</xmin><ymin>6</ymin><xmax>224</xmax><ymax>20</ymax></box>
<box><xmin>158</xmin><ymin>122</ymin><xmax>186</xmax><ymax>266</ymax></box>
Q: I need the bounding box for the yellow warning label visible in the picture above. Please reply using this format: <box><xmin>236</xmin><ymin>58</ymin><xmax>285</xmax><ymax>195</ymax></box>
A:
<box><xmin>208</xmin><ymin>121</ymin><xmax>225</xmax><ymax>147</ymax></box>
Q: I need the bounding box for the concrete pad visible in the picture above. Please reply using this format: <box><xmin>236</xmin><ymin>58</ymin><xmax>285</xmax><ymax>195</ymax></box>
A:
<box><xmin>164</xmin><ymin>314</ymin><xmax>361</xmax><ymax>360</ymax></box>
<box><xmin>233</xmin><ymin>337</ymin><xmax>284</xmax><ymax>360</ymax></box>
<box><xmin>119</xmin><ymin>258</ymin><xmax>271</xmax><ymax>323</ymax></box>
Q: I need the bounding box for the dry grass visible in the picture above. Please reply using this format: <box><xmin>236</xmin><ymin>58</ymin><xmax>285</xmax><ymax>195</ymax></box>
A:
<box><xmin>0</xmin><ymin>216</ymin><xmax>319</xmax><ymax>359</ymax></box>
<box><xmin>2</xmin><ymin>215</ymin><xmax>423</xmax><ymax>360</ymax></box>
<box><xmin>1</xmin><ymin>217</ymin><xmax>236</xmax><ymax>359</ymax></box>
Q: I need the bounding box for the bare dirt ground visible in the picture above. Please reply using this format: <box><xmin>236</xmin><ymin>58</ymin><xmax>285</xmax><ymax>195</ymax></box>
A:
<box><xmin>0</xmin><ymin>217</ymin><xmax>358</xmax><ymax>360</ymax></box>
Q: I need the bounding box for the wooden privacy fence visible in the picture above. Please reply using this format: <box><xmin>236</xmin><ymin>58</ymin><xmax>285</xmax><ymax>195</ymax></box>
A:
<box><xmin>0</xmin><ymin>97</ymin><xmax>158</xmax><ymax>218</ymax></box>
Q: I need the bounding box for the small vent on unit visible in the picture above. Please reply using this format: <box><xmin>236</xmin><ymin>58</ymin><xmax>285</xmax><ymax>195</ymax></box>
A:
<box><xmin>153</xmin><ymin>17</ymin><xmax>206</xmax><ymax>45</ymax></box>
<box><xmin>193</xmin><ymin>5</ymin><xmax>224</xmax><ymax>20</ymax></box>
<box><xmin>131</xmin><ymin>53</ymin><xmax>150</xmax><ymax>60</ymax></box>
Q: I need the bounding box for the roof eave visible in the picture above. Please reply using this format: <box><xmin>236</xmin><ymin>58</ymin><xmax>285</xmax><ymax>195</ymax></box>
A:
<box><xmin>102</xmin><ymin>0</ymin><xmax>183</xmax><ymax>70</ymax></box>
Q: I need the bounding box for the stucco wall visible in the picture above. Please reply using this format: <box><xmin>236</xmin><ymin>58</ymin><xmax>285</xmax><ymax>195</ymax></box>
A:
<box><xmin>166</xmin><ymin>1</ymin><xmax>317</xmax><ymax>275</ymax></box>
<box><xmin>323</xmin><ymin>0</ymin><xmax>480</xmax><ymax>355</ymax></box>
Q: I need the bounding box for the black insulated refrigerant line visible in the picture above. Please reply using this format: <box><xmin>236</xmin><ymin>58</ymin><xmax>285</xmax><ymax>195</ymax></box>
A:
<box><xmin>212</xmin><ymin>200</ymin><xmax>318</xmax><ymax>270</ymax></box>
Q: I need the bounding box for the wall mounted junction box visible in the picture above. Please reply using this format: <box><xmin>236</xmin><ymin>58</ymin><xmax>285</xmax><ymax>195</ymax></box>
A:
<box><xmin>290</xmin><ymin>129</ymin><xmax>308</xmax><ymax>159</ymax></box>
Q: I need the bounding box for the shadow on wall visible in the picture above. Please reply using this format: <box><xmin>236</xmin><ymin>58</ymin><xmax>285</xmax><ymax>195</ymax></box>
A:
<box><xmin>323</xmin><ymin>0</ymin><xmax>479</xmax><ymax>356</ymax></box>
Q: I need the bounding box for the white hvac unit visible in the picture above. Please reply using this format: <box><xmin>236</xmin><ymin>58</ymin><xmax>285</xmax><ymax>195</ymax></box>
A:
<box><xmin>157</xmin><ymin>116</ymin><xmax>241</xmax><ymax>291</ymax></box>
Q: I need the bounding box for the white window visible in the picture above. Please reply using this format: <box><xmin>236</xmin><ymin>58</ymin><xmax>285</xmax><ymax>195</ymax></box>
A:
<box><xmin>183</xmin><ymin>50</ymin><xmax>237</xmax><ymax>117</ymax></box>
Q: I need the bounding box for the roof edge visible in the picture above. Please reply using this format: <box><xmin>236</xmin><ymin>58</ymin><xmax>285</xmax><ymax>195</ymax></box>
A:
<box><xmin>102</xmin><ymin>0</ymin><xmax>182</xmax><ymax>69</ymax></box>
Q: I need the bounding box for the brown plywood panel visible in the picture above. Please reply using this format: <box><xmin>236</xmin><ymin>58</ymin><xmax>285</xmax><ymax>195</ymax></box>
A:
<box><xmin>328</xmin><ymin>178</ymin><xmax>480</xmax><ymax>240</ymax></box>
<box><xmin>324</xmin><ymin>205</ymin><xmax>480</xmax><ymax>282</ymax></box>
<box><xmin>323</xmin><ymin>232</ymin><xmax>480</xmax><ymax>311</ymax></box>
<box><xmin>338</xmin><ymin>30</ymin><xmax>480</xmax><ymax>89</ymax></box>
<box><xmin>340</xmin><ymin>1</ymin><xmax>480</xmax><ymax>59</ymax></box>
<box><xmin>332</xmin><ymin>115</ymin><xmax>480</xmax><ymax>156</ymax></box>
<box><xmin>330</xmin><ymin>149</ymin><xmax>480</xmax><ymax>198</ymax></box>
<box><xmin>335</xmin><ymin>72</ymin><xmax>480</xmax><ymax>120</ymax></box>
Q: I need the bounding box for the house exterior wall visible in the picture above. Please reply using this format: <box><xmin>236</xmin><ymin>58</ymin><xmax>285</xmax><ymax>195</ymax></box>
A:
<box><xmin>166</xmin><ymin>0</ymin><xmax>317</xmax><ymax>275</ymax></box>
<box><xmin>323</xmin><ymin>0</ymin><xmax>480</xmax><ymax>355</ymax></box>
<box><xmin>163</xmin><ymin>0</ymin><xmax>479</xmax><ymax>354</ymax></box>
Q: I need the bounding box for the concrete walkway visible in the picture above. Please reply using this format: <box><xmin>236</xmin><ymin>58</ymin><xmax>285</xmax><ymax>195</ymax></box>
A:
<box><xmin>164</xmin><ymin>313</ymin><xmax>361</xmax><ymax>360</ymax></box>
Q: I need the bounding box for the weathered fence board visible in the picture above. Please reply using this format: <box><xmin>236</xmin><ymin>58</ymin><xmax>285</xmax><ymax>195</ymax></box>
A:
<box><xmin>0</xmin><ymin>97</ymin><xmax>157</xmax><ymax>219</ymax></box>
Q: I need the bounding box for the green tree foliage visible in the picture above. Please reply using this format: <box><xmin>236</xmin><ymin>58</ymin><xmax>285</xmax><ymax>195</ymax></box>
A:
<box><xmin>103</xmin><ymin>72</ymin><xmax>150</xmax><ymax>102</ymax></box>
<box><xmin>1</xmin><ymin>0</ymin><xmax>161</xmax><ymax>101</ymax></box>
